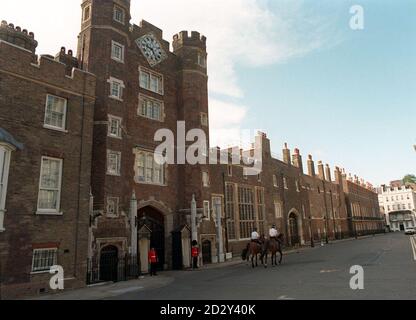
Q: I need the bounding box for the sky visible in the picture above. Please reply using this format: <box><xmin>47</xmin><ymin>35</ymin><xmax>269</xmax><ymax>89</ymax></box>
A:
<box><xmin>2</xmin><ymin>0</ymin><xmax>415</xmax><ymax>186</ymax></box>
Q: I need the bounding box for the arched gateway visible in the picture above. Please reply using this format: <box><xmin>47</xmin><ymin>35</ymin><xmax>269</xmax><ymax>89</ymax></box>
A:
<box><xmin>138</xmin><ymin>206</ymin><xmax>165</xmax><ymax>271</ymax></box>
<box><xmin>288</xmin><ymin>211</ymin><xmax>301</xmax><ymax>246</ymax></box>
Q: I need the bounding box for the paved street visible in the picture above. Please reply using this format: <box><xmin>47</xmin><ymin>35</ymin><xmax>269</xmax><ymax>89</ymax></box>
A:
<box><xmin>113</xmin><ymin>233</ymin><xmax>416</xmax><ymax>300</ymax></box>
<box><xmin>36</xmin><ymin>233</ymin><xmax>416</xmax><ymax>300</ymax></box>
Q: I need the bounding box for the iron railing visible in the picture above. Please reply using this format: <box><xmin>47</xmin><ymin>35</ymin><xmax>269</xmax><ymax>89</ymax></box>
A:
<box><xmin>87</xmin><ymin>254</ymin><xmax>139</xmax><ymax>285</ymax></box>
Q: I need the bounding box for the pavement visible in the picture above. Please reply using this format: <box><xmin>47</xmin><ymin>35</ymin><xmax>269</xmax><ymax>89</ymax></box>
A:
<box><xmin>33</xmin><ymin>233</ymin><xmax>416</xmax><ymax>300</ymax></box>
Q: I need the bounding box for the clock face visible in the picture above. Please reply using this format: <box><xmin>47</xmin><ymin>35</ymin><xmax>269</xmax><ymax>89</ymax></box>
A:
<box><xmin>136</xmin><ymin>33</ymin><xmax>167</xmax><ymax>67</ymax></box>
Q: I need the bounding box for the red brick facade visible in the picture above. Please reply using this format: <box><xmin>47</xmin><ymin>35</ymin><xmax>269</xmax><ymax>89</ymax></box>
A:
<box><xmin>0</xmin><ymin>0</ymin><xmax>384</xmax><ymax>299</ymax></box>
<box><xmin>0</xmin><ymin>21</ymin><xmax>96</xmax><ymax>299</ymax></box>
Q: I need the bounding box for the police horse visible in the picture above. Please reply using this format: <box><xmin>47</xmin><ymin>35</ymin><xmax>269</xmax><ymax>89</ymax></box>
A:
<box><xmin>242</xmin><ymin>236</ymin><xmax>268</xmax><ymax>268</ymax></box>
<box><xmin>262</xmin><ymin>234</ymin><xmax>284</xmax><ymax>267</ymax></box>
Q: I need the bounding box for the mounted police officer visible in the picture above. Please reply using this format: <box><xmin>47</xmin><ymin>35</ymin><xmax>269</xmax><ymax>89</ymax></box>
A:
<box><xmin>269</xmin><ymin>225</ymin><xmax>279</xmax><ymax>242</ymax></box>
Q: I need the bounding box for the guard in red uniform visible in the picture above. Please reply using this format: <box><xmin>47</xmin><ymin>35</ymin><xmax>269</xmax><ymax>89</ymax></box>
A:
<box><xmin>148</xmin><ymin>248</ymin><xmax>158</xmax><ymax>276</ymax></box>
<box><xmin>191</xmin><ymin>241</ymin><xmax>199</xmax><ymax>270</ymax></box>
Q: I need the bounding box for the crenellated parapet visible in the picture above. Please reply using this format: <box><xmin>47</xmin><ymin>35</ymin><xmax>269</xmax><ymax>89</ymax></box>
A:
<box><xmin>173</xmin><ymin>31</ymin><xmax>207</xmax><ymax>52</ymax></box>
<box><xmin>0</xmin><ymin>40</ymin><xmax>95</xmax><ymax>97</ymax></box>
<box><xmin>0</xmin><ymin>20</ymin><xmax>37</xmax><ymax>53</ymax></box>
<box><xmin>55</xmin><ymin>47</ymin><xmax>79</xmax><ymax>76</ymax></box>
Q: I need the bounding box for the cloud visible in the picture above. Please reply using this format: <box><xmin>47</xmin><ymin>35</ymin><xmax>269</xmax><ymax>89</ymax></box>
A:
<box><xmin>3</xmin><ymin>0</ymin><xmax>340</xmax><ymax>147</ymax></box>
<box><xmin>135</xmin><ymin>0</ymin><xmax>339</xmax><ymax>98</ymax></box>
<box><xmin>209</xmin><ymin>98</ymin><xmax>248</xmax><ymax>148</ymax></box>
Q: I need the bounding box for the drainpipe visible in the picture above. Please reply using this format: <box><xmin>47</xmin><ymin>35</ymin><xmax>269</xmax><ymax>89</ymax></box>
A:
<box><xmin>222</xmin><ymin>172</ymin><xmax>229</xmax><ymax>254</ymax></box>
<box><xmin>130</xmin><ymin>191</ymin><xmax>138</xmax><ymax>258</ymax></box>
<box><xmin>215</xmin><ymin>198</ymin><xmax>224</xmax><ymax>263</ymax></box>
<box><xmin>191</xmin><ymin>194</ymin><xmax>197</xmax><ymax>242</ymax></box>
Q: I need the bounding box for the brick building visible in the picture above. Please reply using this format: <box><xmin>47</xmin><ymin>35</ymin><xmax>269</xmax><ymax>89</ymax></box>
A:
<box><xmin>0</xmin><ymin>20</ymin><xmax>96</xmax><ymax>298</ymax></box>
<box><xmin>0</xmin><ymin>0</ymin><xmax>384</xmax><ymax>298</ymax></box>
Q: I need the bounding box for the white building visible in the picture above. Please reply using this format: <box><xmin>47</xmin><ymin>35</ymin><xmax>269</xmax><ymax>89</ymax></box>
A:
<box><xmin>378</xmin><ymin>185</ymin><xmax>416</xmax><ymax>231</ymax></box>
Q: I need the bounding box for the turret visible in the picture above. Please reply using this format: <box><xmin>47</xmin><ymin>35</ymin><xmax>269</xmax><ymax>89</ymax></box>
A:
<box><xmin>78</xmin><ymin>0</ymin><xmax>131</xmax><ymax>70</ymax></box>
<box><xmin>174</xmin><ymin>30</ymin><xmax>209</xmax><ymax>137</ymax></box>
<box><xmin>173</xmin><ymin>31</ymin><xmax>207</xmax><ymax>75</ymax></box>
<box><xmin>0</xmin><ymin>21</ymin><xmax>37</xmax><ymax>53</ymax></box>
<box><xmin>174</xmin><ymin>30</ymin><xmax>209</xmax><ymax>210</ymax></box>
<box><xmin>81</xmin><ymin>0</ymin><xmax>131</xmax><ymax>29</ymax></box>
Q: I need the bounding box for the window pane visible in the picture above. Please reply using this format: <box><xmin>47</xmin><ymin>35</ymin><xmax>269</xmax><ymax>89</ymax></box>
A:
<box><xmin>111</xmin><ymin>83</ymin><xmax>120</xmax><ymax>97</ymax></box>
<box><xmin>140</xmin><ymin>72</ymin><xmax>150</xmax><ymax>89</ymax></box>
<box><xmin>45</xmin><ymin>95</ymin><xmax>66</xmax><ymax>129</ymax></box>
<box><xmin>40</xmin><ymin>159</ymin><xmax>60</xmax><ymax>189</ymax></box>
<box><xmin>150</xmin><ymin>75</ymin><xmax>158</xmax><ymax>92</ymax></box>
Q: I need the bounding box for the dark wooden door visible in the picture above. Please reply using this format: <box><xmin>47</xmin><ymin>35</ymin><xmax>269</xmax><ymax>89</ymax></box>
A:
<box><xmin>202</xmin><ymin>240</ymin><xmax>212</xmax><ymax>264</ymax></box>
<box><xmin>100</xmin><ymin>245</ymin><xmax>119</xmax><ymax>282</ymax></box>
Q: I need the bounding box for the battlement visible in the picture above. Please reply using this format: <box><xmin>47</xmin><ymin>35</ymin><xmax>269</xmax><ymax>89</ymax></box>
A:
<box><xmin>173</xmin><ymin>30</ymin><xmax>207</xmax><ymax>51</ymax></box>
<box><xmin>0</xmin><ymin>40</ymin><xmax>95</xmax><ymax>97</ymax></box>
<box><xmin>0</xmin><ymin>20</ymin><xmax>37</xmax><ymax>53</ymax></box>
<box><xmin>82</xmin><ymin>0</ymin><xmax>131</xmax><ymax>9</ymax></box>
<box><xmin>55</xmin><ymin>47</ymin><xmax>79</xmax><ymax>76</ymax></box>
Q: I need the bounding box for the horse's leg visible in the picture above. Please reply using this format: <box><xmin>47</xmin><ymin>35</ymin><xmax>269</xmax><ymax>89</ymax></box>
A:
<box><xmin>263</xmin><ymin>252</ymin><xmax>267</xmax><ymax>268</ymax></box>
<box><xmin>251</xmin><ymin>255</ymin><xmax>255</xmax><ymax>268</ymax></box>
<box><xmin>279</xmin><ymin>249</ymin><xmax>283</xmax><ymax>264</ymax></box>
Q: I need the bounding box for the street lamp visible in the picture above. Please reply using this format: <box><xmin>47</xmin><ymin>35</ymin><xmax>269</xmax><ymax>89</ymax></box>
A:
<box><xmin>309</xmin><ymin>216</ymin><xmax>315</xmax><ymax>248</ymax></box>
<box><xmin>324</xmin><ymin>217</ymin><xmax>329</xmax><ymax>244</ymax></box>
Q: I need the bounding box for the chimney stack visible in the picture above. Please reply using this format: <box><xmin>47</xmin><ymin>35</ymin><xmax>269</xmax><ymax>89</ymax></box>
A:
<box><xmin>325</xmin><ymin>164</ymin><xmax>332</xmax><ymax>182</ymax></box>
<box><xmin>283</xmin><ymin>143</ymin><xmax>291</xmax><ymax>166</ymax></box>
<box><xmin>292</xmin><ymin>148</ymin><xmax>303</xmax><ymax>174</ymax></box>
<box><xmin>307</xmin><ymin>155</ymin><xmax>315</xmax><ymax>177</ymax></box>
<box><xmin>317</xmin><ymin>161</ymin><xmax>325</xmax><ymax>180</ymax></box>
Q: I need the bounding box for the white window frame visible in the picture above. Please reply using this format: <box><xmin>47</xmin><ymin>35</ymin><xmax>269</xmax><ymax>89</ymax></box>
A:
<box><xmin>0</xmin><ymin>144</ymin><xmax>13</xmax><ymax>232</ymax></box>
<box><xmin>113</xmin><ymin>5</ymin><xmax>125</xmax><ymax>24</ymax></box>
<box><xmin>107</xmin><ymin>115</ymin><xmax>122</xmax><ymax>139</ymax></box>
<box><xmin>198</xmin><ymin>53</ymin><xmax>207</xmax><ymax>68</ymax></box>
<box><xmin>139</xmin><ymin>67</ymin><xmax>164</xmax><ymax>95</ymax></box>
<box><xmin>82</xmin><ymin>4</ymin><xmax>91</xmax><ymax>23</ymax></box>
<box><xmin>134</xmin><ymin>150</ymin><xmax>166</xmax><ymax>186</ymax></box>
<box><xmin>106</xmin><ymin>197</ymin><xmax>119</xmax><ymax>218</ymax></box>
<box><xmin>202</xmin><ymin>171</ymin><xmax>210</xmax><ymax>188</ymax></box>
<box><xmin>274</xmin><ymin>202</ymin><xmax>282</xmax><ymax>218</ymax></box>
<box><xmin>31</xmin><ymin>248</ymin><xmax>58</xmax><ymax>274</ymax></box>
<box><xmin>200</xmin><ymin>112</ymin><xmax>208</xmax><ymax>127</ymax></box>
<box><xmin>107</xmin><ymin>150</ymin><xmax>121</xmax><ymax>176</ymax></box>
<box><xmin>43</xmin><ymin>94</ymin><xmax>68</xmax><ymax>132</ymax></box>
<box><xmin>111</xmin><ymin>41</ymin><xmax>125</xmax><ymax>63</ymax></box>
<box><xmin>37</xmin><ymin>156</ymin><xmax>63</xmax><ymax>215</ymax></box>
<box><xmin>107</xmin><ymin>77</ymin><xmax>125</xmax><ymax>101</ymax></box>
<box><xmin>227</xmin><ymin>165</ymin><xmax>233</xmax><ymax>177</ymax></box>
<box><xmin>273</xmin><ymin>175</ymin><xmax>278</xmax><ymax>187</ymax></box>
<box><xmin>138</xmin><ymin>94</ymin><xmax>164</xmax><ymax>122</ymax></box>
<box><xmin>203</xmin><ymin>200</ymin><xmax>210</xmax><ymax>221</ymax></box>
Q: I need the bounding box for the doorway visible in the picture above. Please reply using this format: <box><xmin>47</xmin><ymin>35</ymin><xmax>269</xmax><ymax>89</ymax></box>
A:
<box><xmin>289</xmin><ymin>212</ymin><xmax>300</xmax><ymax>246</ymax></box>
<box><xmin>99</xmin><ymin>245</ymin><xmax>119</xmax><ymax>282</ymax></box>
<box><xmin>139</xmin><ymin>206</ymin><xmax>165</xmax><ymax>270</ymax></box>
<box><xmin>202</xmin><ymin>240</ymin><xmax>212</xmax><ymax>264</ymax></box>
